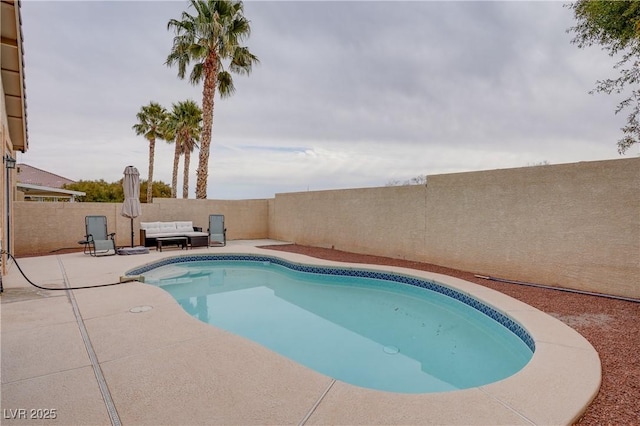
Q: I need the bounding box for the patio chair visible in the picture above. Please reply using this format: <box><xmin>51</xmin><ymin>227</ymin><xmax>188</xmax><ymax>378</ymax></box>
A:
<box><xmin>208</xmin><ymin>214</ymin><xmax>226</xmax><ymax>247</ymax></box>
<box><xmin>84</xmin><ymin>215</ymin><xmax>116</xmax><ymax>256</ymax></box>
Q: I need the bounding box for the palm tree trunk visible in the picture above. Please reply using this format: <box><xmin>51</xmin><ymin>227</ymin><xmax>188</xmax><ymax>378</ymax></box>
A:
<box><xmin>147</xmin><ymin>138</ymin><xmax>155</xmax><ymax>203</ymax></box>
<box><xmin>196</xmin><ymin>57</ymin><xmax>217</xmax><ymax>199</ymax></box>
<box><xmin>182</xmin><ymin>148</ymin><xmax>190</xmax><ymax>199</ymax></box>
<box><xmin>171</xmin><ymin>139</ymin><xmax>181</xmax><ymax>198</ymax></box>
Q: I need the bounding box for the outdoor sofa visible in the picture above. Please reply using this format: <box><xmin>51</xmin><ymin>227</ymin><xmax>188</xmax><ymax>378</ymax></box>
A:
<box><xmin>139</xmin><ymin>221</ymin><xmax>209</xmax><ymax>248</ymax></box>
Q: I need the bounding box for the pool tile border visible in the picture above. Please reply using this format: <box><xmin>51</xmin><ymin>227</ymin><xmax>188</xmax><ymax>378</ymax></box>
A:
<box><xmin>127</xmin><ymin>254</ymin><xmax>535</xmax><ymax>352</ymax></box>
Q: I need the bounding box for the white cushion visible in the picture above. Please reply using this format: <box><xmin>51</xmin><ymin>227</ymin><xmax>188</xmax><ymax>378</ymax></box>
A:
<box><xmin>140</xmin><ymin>221</ymin><xmax>161</xmax><ymax>234</ymax></box>
<box><xmin>175</xmin><ymin>221</ymin><xmax>194</xmax><ymax>232</ymax></box>
<box><xmin>151</xmin><ymin>232</ymin><xmax>184</xmax><ymax>238</ymax></box>
<box><xmin>142</xmin><ymin>221</ymin><xmax>202</xmax><ymax>239</ymax></box>
<box><xmin>159</xmin><ymin>222</ymin><xmax>177</xmax><ymax>232</ymax></box>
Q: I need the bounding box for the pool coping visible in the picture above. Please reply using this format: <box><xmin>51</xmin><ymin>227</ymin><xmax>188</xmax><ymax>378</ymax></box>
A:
<box><xmin>1</xmin><ymin>242</ymin><xmax>601</xmax><ymax>425</ymax></box>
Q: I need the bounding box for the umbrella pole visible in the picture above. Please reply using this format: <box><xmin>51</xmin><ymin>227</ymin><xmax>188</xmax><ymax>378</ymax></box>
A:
<box><xmin>130</xmin><ymin>218</ymin><xmax>134</xmax><ymax>248</ymax></box>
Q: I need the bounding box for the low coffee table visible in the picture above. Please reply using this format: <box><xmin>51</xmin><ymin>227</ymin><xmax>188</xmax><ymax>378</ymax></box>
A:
<box><xmin>156</xmin><ymin>236</ymin><xmax>188</xmax><ymax>252</ymax></box>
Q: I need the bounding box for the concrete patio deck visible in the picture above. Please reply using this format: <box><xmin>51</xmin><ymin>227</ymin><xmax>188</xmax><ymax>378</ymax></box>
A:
<box><xmin>1</xmin><ymin>240</ymin><xmax>600</xmax><ymax>425</ymax></box>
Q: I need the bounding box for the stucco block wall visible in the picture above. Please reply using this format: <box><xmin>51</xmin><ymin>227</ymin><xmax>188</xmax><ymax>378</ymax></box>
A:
<box><xmin>422</xmin><ymin>158</ymin><xmax>639</xmax><ymax>298</ymax></box>
<box><xmin>14</xmin><ymin>198</ymin><xmax>269</xmax><ymax>255</ymax></box>
<box><xmin>14</xmin><ymin>202</ymin><xmax>123</xmax><ymax>254</ymax></box>
<box><xmin>269</xmin><ymin>158</ymin><xmax>639</xmax><ymax>299</ymax></box>
<box><xmin>271</xmin><ymin>185</ymin><xmax>427</xmax><ymax>260</ymax></box>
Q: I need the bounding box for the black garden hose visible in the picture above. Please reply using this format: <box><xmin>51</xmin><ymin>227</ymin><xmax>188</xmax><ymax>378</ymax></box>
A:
<box><xmin>1</xmin><ymin>250</ymin><xmax>130</xmax><ymax>292</ymax></box>
<box><xmin>475</xmin><ymin>274</ymin><xmax>640</xmax><ymax>304</ymax></box>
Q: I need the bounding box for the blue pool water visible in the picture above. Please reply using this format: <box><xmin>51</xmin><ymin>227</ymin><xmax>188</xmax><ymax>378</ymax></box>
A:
<box><xmin>139</xmin><ymin>256</ymin><xmax>533</xmax><ymax>393</ymax></box>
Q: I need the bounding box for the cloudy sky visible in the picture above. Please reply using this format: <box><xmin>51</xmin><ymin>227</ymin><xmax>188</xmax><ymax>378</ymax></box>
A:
<box><xmin>18</xmin><ymin>0</ymin><xmax>633</xmax><ymax>199</ymax></box>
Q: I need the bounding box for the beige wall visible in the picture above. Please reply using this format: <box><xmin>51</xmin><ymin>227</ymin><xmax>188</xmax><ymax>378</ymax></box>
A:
<box><xmin>269</xmin><ymin>158</ymin><xmax>639</xmax><ymax>299</ymax></box>
<box><xmin>14</xmin><ymin>198</ymin><xmax>269</xmax><ymax>254</ymax></box>
<box><xmin>421</xmin><ymin>158</ymin><xmax>639</xmax><ymax>299</ymax></box>
<box><xmin>12</xmin><ymin>158</ymin><xmax>639</xmax><ymax>299</ymax></box>
<box><xmin>270</xmin><ymin>185</ymin><xmax>428</xmax><ymax>260</ymax></box>
<box><xmin>1</xmin><ymin>75</ymin><xmax>7</xmax><ymax>130</ymax></box>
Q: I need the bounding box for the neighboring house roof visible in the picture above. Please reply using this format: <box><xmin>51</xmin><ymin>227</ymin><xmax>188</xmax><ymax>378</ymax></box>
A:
<box><xmin>17</xmin><ymin>182</ymin><xmax>85</xmax><ymax>199</ymax></box>
<box><xmin>17</xmin><ymin>163</ymin><xmax>75</xmax><ymax>188</ymax></box>
<box><xmin>1</xmin><ymin>0</ymin><xmax>28</xmax><ymax>152</ymax></box>
<box><xmin>16</xmin><ymin>164</ymin><xmax>85</xmax><ymax>201</ymax></box>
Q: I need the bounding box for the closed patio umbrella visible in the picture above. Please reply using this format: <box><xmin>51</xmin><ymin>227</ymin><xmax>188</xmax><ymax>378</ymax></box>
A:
<box><xmin>121</xmin><ymin>165</ymin><xmax>142</xmax><ymax>248</ymax></box>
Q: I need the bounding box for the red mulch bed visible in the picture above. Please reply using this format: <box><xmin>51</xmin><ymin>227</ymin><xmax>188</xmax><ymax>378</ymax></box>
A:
<box><xmin>261</xmin><ymin>244</ymin><xmax>640</xmax><ymax>425</ymax></box>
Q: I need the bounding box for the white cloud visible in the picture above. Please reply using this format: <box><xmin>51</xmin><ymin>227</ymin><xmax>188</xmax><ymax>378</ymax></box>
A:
<box><xmin>17</xmin><ymin>0</ymin><xmax>633</xmax><ymax>200</ymax></box>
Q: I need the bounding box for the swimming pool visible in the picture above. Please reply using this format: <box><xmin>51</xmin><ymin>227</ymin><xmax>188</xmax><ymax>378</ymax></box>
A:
<box><xmin>132</xmin><ymin>254</ymin><xmax>534</xmax><ymax>393</ymax></box>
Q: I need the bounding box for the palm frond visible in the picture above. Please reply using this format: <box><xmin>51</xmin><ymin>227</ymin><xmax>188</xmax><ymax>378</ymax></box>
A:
<box><xmin>190</xmin><ymin>63</ymin><xmax>205</xmax><ymax>85</ymax></box>
<box><xmin>217</xmin><ymin>71</ymin><xmax>235</xmax><ymax>98</ymax></box>
<box><xmin>229</xmin><ymin>46</ymin><xmax>258</xmax><ymax>75</ymax></box>
<box><xmin>133</xmin><ymin>102</ymin><xmax>168</xmax><ymax>141</ymax></box>
<box><xmin>166</xmin><ymin>0</ymin><xmax>258</xmax><ymax>86</ymax></box>
<box><xmin>164</xmin><ymin>99</ymin><xmax>203</xmax><ymax>148</ymax></box>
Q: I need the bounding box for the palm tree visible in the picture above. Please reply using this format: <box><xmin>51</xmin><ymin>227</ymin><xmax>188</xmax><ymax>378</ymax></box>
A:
<box><xmin>132</xmin><ymin>102</ymin><xmax>168</xmax><ymax>203</ymax></box>
<box><xmin>162</xmin><ymin>129</ymin><xmax>180</xmax><ymax>199</ymax></box>
<box><xmin>164</xmin><ymin>100</ymin><xmax>203</xmax><ymax>198</ymax></box>
<box><xmin>166</xmin><ymin>0</ymin><xmax>259</xmax><ymax>199</ymax></box>
<box><xmin>181</xmin><ymin>134</ymin><xmax>200</xmax><ymax>199</ymax></box>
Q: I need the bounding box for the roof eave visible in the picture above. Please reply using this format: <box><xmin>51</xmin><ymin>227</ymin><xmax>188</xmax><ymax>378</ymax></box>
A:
<box><xmin>1</xmin><ymin>0</ymin><xmax>28</xmax><ymax>153</ymax></box>
<box><xmin>17</xmin><ymin>183</ymin><xmax>86</xmax><ymax>197</ymax></box>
